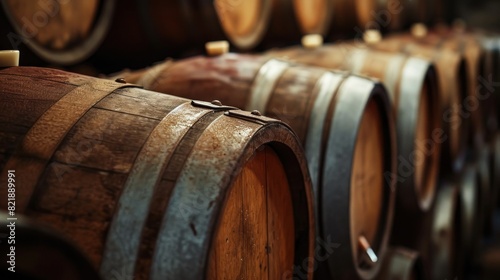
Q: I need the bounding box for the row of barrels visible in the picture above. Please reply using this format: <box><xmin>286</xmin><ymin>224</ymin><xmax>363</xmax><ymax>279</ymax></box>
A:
<box><xmin>1</xmin><ymin>0</ymin><xmax>459</xmax><ymax>66</ymax></box>
<box><xmin>1</xmin><ymin>29</ymin><xmax>500</xmax><ymax>280</ymax></box>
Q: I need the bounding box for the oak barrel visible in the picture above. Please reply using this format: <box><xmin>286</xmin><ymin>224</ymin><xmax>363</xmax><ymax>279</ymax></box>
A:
<box><xmin>0</xmin><ymin>212</ymin><xmax>101</xmax><ymax>280</ymax></box>
<box><xmin>0</xmin><ymin>66</ymin><xmax>315</xmax><ymax>280</ymax></box>
<box><xmin>0</xmin><ymin>0</ymin><xmax>115</xmax><ymax>65</ymax></box>
<box><xmin>96</xmin><ymin>0</ymin><xmax>271</xmax><ymax>68</ymax></box>
<box><xmin>366</xmin><ymin>35</ymin><xmax>471</xmax><ymax>173</ymax></box>
<box><xmin>113</xmin><ymin>53</ymin><xmax>397</xmax><ymax>280</ymax></box>
<box><xmin>389</xmin><ymin>29</ymin><xmax>496</xmax><ymax>151</ymax></box>
<box><xmin>376</xmin><ymin>247</ymin><xmax>424</xmax><ymax>280</ymax></box>
<box><xmin>267</xmin><ymin>44</ymin><xmax>441</xmax><ymax>214</ymax></box>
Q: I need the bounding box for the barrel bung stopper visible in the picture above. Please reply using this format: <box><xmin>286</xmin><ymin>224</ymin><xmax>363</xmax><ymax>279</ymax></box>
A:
<box><xmin>205</xmin><ymin>41</ymin><xmax>230</xmax><ymax>56</ymax></box>
<box><xmin>301</xmin><ymin>34</ymin><xmax>323</xmax><ymax>49</ymax></box>
<box><xmin>411</xmin><ymin>23</ymin><xmax>428</xmax><ymax>39</ymax></box>
<box><xmin>0</xmin><ymin>50</ymin><xmax>20</xmax><ymax>67</ymax></box>
<box><xmin>363</xmin><ymin>29</ymin><xmax>382</xmax><ymax>45</ymax></box>
<box><xmin>359</xmin><ymin>235</ymin><xmax>378</xmax><ymax>264</ymax></box>
<box><xmin>452</xmin><ymin>19</ymin><xmax>467</xmax><ymax>33</ymax></box>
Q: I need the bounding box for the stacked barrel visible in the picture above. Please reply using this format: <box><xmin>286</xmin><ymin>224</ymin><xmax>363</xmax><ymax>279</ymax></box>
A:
<box><xmin>1</xmin><ymin>1</ymin><xmax>500</xmax><ymax>280</ymax></box>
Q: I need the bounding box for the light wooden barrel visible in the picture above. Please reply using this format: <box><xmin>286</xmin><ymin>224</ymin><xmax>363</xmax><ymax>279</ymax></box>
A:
<box><xmin>0</xmin><ymin>0</ymin><xmax>115</xmax><ymax>65</ymax></box>
<box><xmin>368</xmin><ymin>35</ymin><xmax>470</xmax><ymax>173</ymax></box>
<box><xmin>429</xmin><ymin>181</ymin><xmax>462</xmax><ymax>280</ymax></box>
<box><xmin>0</xmin><ymin>212</ymin><xmax>102</xmax><ymax>280</ymax></box>
<box><xmin>267</xmin><ymin>44</ymin><xmax>441</xmax><ymax>215</ymax></box>
<box><xmin>376</xmin><ymin>247</ymin><xmax>424</xmax><ymax>280</ymax></box>
<box><xmin>0</xmin><ymin>66</ymin><xmax>315</xmax><ymax>280</ymax></box>
<box><xmin>114</xmin><ymin>53</ymin><xmax>397</xmax><ymax>280</ymax></box>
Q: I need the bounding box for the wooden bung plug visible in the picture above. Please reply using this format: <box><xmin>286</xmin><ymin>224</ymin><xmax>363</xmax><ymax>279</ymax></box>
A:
<box><xmin>301</xmin><ymin>34</ymin><xmax>323</xmax><ymax>49</ymax></box>
<box><xmin>411</xmin><ymin>23</ymin><xmax>428</xmax><ymax>39</ymax></box>
<box><xmin>205</xmin><ymin>40</ymin><xmax>230</xmax><ymax>56</ymax></box>
<box><xmin>363</xmin><ymin>29</ymin><xmax>382</xmax><ymax>45</ymax></box>
<box><xmin>0</xmin><ymin>50</ymin><xmax>20</xmax><ymax>67</ymax></box>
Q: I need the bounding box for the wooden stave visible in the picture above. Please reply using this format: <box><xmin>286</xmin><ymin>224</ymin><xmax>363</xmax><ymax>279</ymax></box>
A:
<box><xmin>267</xmin><ymin>44</ymin><xmax>441</xmax><ymax>215</ymax></box>
<box><xmin>375</xmin><ymin>247</ymin><xmax>424</xmax><ymax>280</ymax></box>
<box><xmin>368</xmin><ymin>36</ymin><xmax>471</xmax><ymax>173</ymax></box>
<box><xmin>327</xmin><ymin>0</ymin><xmax>387</xmax><ymax>38</ymax></box>
<box><xmin>0</xmin><ymin>212</ymin><xmax>102</xmax><ymax>280</ymax></box>
<box><xmin>0</xmin><ymin>66</ymin><xmax>315</xmax><ymax>280</ymax></box>
<box><xmin>0</xmin><ymin>0</ymin><xmax>116</xmax><ymax>65</ymax></box>
<box><xmin>115</xmin><ymin>54</ymin><xmax>398</xmax><ymax>280</ymax></box>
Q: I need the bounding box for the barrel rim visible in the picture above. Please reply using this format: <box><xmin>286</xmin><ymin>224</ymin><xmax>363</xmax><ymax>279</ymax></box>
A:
<box><xmin>321</xmin><ymin>77</ymin><xmax>396</xmax><ymax>280</ymax></box>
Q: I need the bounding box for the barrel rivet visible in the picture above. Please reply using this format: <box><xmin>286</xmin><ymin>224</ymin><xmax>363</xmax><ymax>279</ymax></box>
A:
<box><xmin>251</xmin><ymin>110</ymin><xmax>262</xmax><ymax>116</ymax></box>
<box><xmin>211</xmin><ymin>100</ymin><xmax>222</xmax><ymax>106</ymax></box>
<box><xmin>358</xmin><ymin>235</ymin><xmax>378</xmax><ymax>264</ymax></box>
<box><xmin>115</xmin><ymin>78</ymin><xmax>127</xmax><ymax>84</ymax></box>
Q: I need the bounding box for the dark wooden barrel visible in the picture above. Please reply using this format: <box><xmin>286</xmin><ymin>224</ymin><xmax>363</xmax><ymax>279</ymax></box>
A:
<box><xmin>0</xmin><ymin>212</ymin><xmax>102</xmax><ymax>280</ymax></box>
<box><xmin>366</xmin><ymin>35</ymin><xmax>470</xmax><ymax>173</ymax></box>
<box><xmin>267</xmin><ymin>44</ymin><xmax>441</xmax><ymax>215</ymax></box>
<box><xmin>0</xmin><ymin>66</ymin><xmax>315</xmax><ymax>280</ymax></box>
<box><xmin>429</xmin><ymin>181</ymin><xmax>462</xmax><ymax>280</ymax></box>
<box><xmin>113</xmin><ymin>53</ymin><xmax>397</xmax><ymax>280</ymax></box>
<box><xmin>96</xmin><ymin>0</ymin><xmax>271</xmax><ymax>69</ymax></box>
<box><xmin>262</xmin><ymin>0</ymin><xmax>332</xmax><ymax>45</ymax></box>
<box><xmin>376</xmin><ymin>247</ymin><xmax>424</xmax><ymax>280</ymax></box>
<box><xmin>478</xmin><ymin>146</ymin><xmax>495</xmax><ymax>236</ymax></box>
<box><xmin>0</xmin><ymin>0</ymin><xmax>115</xmax><ymax>65</ymax></box>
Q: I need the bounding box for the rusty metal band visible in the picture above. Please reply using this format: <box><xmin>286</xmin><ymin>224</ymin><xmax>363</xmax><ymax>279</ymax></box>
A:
<box><xmin>304</xmin><ymin>72</ymin><xmax>345</xmax><ymax>195</ymax></box>
<box><xmin>383</xmin><ymin>54</ymin><xmax>407</xmax><ymax>105</ymax></box>
<box><xmin>2</xmin><ymin>80</ymin><xmax>139</xmax><ymax>212</ymax></box>
<box><xmin>247</xmin><ymin>59</ymin><xmax>290</xmax><ymax>112</ymax></box>
<box><xmin>398</xmin><ymin>57</ymin><xmax>434</xmax><ymax>211</ymax></box>
<box><xmin>151</xmin><ymin>115</ymin><xmax>262</xmax><ymax>279</ymax></box>
<box><xmin>100</xmin><ymin>102</ymin><xmax>210</xmax><ymax>279</ymax></box>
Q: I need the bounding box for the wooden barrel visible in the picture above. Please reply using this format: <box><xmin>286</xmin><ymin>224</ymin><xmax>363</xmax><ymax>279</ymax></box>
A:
<box><xmin>263</xmin><ymin>0</ymin><xmax>332</xmax><ymax>45</ymax></box>
<box><xmin>376</xmin><ymin>247</ymin><xmax>424</xmax><ymax>280</ymax></box>
<box><xmin>113</xmin><ymin>53</ymin><xmax>397</xmax><ymax>280</ymax></box>
<box><xmin>267</xmin><ymin>44</ymin><xmax>441</xmax><ymax>214</ymax></box>
<box><xmin>0</xmin><ymin>0</ymin><xmax>115</xmax><ymax>65</ymax></box>
<box><xmin>0</xmin><ymin>66</ymin><xmax>315</xmax><ymax>280</ymax></box>
<box><xmin>96</xmin><ymin>0</ymin><xmax>271</xmax><ymax>69</ymax></box>
<box><xmin>389</xmin><ymin>29</ymin><xmax>495</xmax><ymax>152</ymax></box>
<box><xmin>429</xmin><ymin>181</ymin><xmax>462</xmax><ymax>280</ymax></box>
<box><xmin>0</xmin><ymin>212</ymin><xmax>102</xmax><ymax>280</ymax></box>
<box><xmin>366</xmin><ymin>35</ymin><xmax>471</xmax><ymax>173</ymax></box>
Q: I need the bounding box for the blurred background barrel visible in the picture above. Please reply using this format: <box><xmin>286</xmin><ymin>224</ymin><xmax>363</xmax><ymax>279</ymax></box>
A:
<box><xmin>0</xmin><ymin>0</ymin><xmax>115</xmax><ymax>65</ymax></box>
<box><xmin>112</xmin><ymin>53</ymin><xmax>397</xmax><ymax>280</ymax></box>
<box><xmin>0</xmin><ymin>66</ymin><xmax>315</xmax><ymax>280</ymax></box>
<box><xmin>0</xmin><ymin>212</ymin><xmax>102</xmax><ymax>280</ymax></box>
